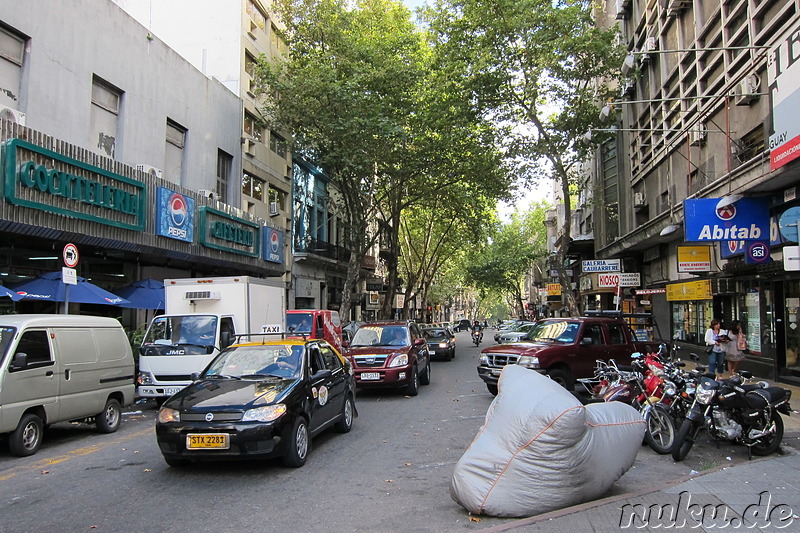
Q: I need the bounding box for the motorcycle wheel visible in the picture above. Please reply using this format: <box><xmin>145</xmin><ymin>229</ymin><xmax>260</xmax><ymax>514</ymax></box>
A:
<box><xmin>643</xmin><ymin>404</ymin><xmax>676</xmax><ymax>455</ymax></box>
<box><xmin>672</xmin><ymin>419</ymin><xmax>701</xmax><ymax>462</ymax></box>
<box><xmin>751</xmin><ymin>411</ymin><xmax>784</xmax><ymax>456</ymax></box>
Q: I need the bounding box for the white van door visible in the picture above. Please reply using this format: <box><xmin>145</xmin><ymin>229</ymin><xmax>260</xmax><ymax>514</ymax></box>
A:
<box><xmin>52</xmin><ymin>328</ymin><xmax>101</xmax><ymax>420</ymax></box>
<box><xmin>2</xmin><ymin>329</ymin><xmax>60</xmax><ymax>425</ymax></box>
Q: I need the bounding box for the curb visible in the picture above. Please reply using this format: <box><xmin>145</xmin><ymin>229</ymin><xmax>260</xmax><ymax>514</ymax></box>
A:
<box><xmin>477</xmin><ymin>447</ymin><xmax>793</xmax><ymax>532</ymax></box>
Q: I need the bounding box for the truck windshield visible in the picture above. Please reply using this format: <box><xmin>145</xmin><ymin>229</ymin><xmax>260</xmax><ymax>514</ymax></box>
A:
<box><xmin>142</xmin><ymin>315</ymin><xmax>218</xmax><ymax>354</ymax></box>
<box><xmin>0</xmin><ymin>327</ymin><xmax>17</xmax><ymax>359</ymax></box>
<box><xmin>528</xmin><ymin>321</ymin><xmax>579</xmax><ymax>343</ymax></box>
<box><xmin>286</xmin><ymin>312</ymin><xmax>313</xmax><ymax>334</ymax></box>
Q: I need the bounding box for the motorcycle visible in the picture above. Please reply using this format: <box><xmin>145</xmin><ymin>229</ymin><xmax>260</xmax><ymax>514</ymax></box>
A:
<box><xmin>671</xmin><ymin>370</ymin><xmax>792</xmax><ymax>461</ymax></box>
<box><xmin>579</xmin><ymin>356</ymin><xmax>676</xmax><ymax>454</ymax></box>
<box><xmin>471</xmin><ymin>328</ymin><xmax>483</xmax><ymax>346</ymax></box>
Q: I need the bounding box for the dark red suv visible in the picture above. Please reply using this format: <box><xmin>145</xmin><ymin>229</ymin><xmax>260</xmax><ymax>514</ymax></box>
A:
<box><xmin>345</xmin><ymin>321</ymin><xmax>431</xmax><ymax>396</ymax></box>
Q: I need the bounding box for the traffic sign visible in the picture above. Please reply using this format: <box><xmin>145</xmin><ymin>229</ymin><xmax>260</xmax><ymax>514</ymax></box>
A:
<box><xmin>62</xmin><ymin>267</ymin><xmax>77</xmax><ymax>285</ymax></box>
<box><xmin>63</xmin><ymin>243</ymin><xmax>79</xmax><ymax>268</ymax></box>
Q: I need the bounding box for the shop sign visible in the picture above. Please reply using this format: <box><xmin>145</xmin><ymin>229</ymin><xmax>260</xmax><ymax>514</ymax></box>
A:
<box><xmin>3</xmin><ymin>138</ymin><xmax>146</xmax><ymax>231</ymax></box>
<box><xmin>365</xmin><ymin>292</ymin><xmax>380</xmax><ymax>310</ymax></box>
<box><xmin>581</xmin><ymin>259</ymin><xmax>621</xmax><ymax>272</ymax></box>
<box><xmin>745</xmin><ymin>241</ymin><xmax>771</xmax><ymax>264</ymax></box>
<box><xmin>547</xmin><ymin>283</ymin><xmax>562</xmax><ymax>296</ymax></box>
<box><xmin>262</xmin><ymin>226</ymin><xmax>284</xmax><ymax>264</ymax></box>
<box><xmin>684</xmin><ymin>198</ymin><xmax>769</xmax><ymax>242</ymax></box>
<box><xmin>666</xmin><ymin>279</ymin><xmax>712</xmax><ymax>301</ymax></box>
<box><xmin>598</xmin><ymin>272</ymin><xmax>641</xmax><ymax>288</ymax></box>
<box><xmin>636</xmin><ymin>288</ymin><xmax>666</xmax><ymax>295</ymax></box>
<box><xmin>768</xmin><ymin>17</ymin><xmax>800</xmax><ymax>170</ymax></box>
<box><xmin>198</xmin><ymin>206</ymin><xmax>260</xmax><ymax>257</ymax></box>
<box><xmin>677</xmin><ymin>245</ymin><xmax>711</xmax><ymax>272</ymax></box>
<box><xmin>155</xmin><ymin>187</ymin><xmax>194</xmax><ymax>242</ymax></box>
<box><xmin>722</xmin><ymin>213</ymin><xmax>794</xmax><ymax>257</ymax></box>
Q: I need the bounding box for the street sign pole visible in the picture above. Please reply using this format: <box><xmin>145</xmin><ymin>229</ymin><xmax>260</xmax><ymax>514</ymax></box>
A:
<box><xmin>62</xmin><ymin>244</ymin><xmax>79</xmax><ymax>314</ymax></box>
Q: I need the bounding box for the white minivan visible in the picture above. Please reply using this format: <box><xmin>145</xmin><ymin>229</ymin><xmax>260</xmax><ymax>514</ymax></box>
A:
<box><xmin>0</xmin><ymin>315</ymin><xmax>135</xmax><ymax>456</ymax></box>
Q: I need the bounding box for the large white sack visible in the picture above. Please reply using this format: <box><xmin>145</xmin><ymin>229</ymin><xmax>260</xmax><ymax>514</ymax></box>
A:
<box><xmin>450</xmin><ymin>364</ymin><xmax>645</xmax><ymax>517</ymax></box>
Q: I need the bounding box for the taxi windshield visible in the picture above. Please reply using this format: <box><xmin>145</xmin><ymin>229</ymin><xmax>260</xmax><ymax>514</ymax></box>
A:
<box><xmin>205</xmin><ymin>344</ymin><xmax>304</xmax><ymax>379</ymax></box>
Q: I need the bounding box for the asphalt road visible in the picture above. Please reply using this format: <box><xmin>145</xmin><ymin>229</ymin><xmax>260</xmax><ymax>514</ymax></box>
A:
<box><xmin>1</xmin><ymin>330</ymin><xmax>796</xmax><ymax>532</ymax></box>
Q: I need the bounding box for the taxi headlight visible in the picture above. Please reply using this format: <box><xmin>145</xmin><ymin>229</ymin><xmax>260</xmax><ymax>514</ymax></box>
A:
<box><xmin>157</xmin><ymin>407</ymin><xmax>180</xmax><ymax>423</ymax></box>
<box><xmin>242</xmin><ymin>404</ymin><xmax>287</xmax><ymax>422</ymax></box>
<box><xmin>517</xmin><ymin>356</ymin><xmax>540</xmax><ymax>368</ymax></box>
<box><xmin>388</xmin><ymin>354</ymin><xmax>409</xmax><ymax>368</ymax></box>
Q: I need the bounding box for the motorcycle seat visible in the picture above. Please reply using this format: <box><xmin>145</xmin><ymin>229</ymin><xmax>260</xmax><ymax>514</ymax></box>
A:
<box><xmin>745</xmin><ymin>387</ymin><xmax>790</xmax><ymax>408</ymax></box>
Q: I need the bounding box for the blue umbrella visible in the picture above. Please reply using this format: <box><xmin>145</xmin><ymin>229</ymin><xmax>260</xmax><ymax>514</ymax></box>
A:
<box><xmin>115</xmin><ymin>278</ymin><xmax>165</xmax><ymax>309</ymax></box>
<box><xmin>8</xmin><ymin>271</ymin><xmax>129</xmax><ymax>305</ymax></box>
<box><xmin>0</xmin><ymin>285</ymin><xmax>23</xmax><ymax>301</ymax></box>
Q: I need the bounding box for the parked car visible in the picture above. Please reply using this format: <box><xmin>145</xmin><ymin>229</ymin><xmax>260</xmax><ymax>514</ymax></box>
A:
<box><xmin>423</xmin><ymin>327</ymin><xmax>456</xmax><ymax>360</ymax></box>
<box><xmin>477</xmin><ymin>317</ymin><xmax>657</xmax><ymax>395</ymax></box>
<box><xmin>155</xmin><ymin>336</ymin><xmax>356</xmax><ymax>467</ymax></box>
<box><xmin>0</xmin><ymin>315</ymin><xmax>135</xmax><ymax>457</ymax></box>
<box><xmin>345</xmin><ymin>321</ymin><xmax>431</xmax><ymax>395</ymax></box>
<box><xmin>495</xmin><ymin>322</ymin><xmax>537</xmax><ymax>344</ymax></box>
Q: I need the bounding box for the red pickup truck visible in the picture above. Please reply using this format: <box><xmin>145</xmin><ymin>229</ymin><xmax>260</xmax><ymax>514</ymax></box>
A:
<box><xmin>477</xmin><ymin>317</ymin><xmax>657</xmax><ymax>395</ymax></box>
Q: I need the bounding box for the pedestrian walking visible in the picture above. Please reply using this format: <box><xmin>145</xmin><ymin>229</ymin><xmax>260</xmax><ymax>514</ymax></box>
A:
<box><xmin>704</xmin><ymin>319</ymin><xmax>728</xmax><ymax>378</ymax></box>
<box><xmin>725</xmin><ymin>320</ymin><xmax>747</xmax><ymax>375</ymax></box>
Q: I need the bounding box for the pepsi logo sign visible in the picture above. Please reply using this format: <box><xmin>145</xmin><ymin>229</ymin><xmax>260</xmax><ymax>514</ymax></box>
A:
<box><xmin>169</xmin><ymin>193</ymin><xmax>188</xmax><ymax>227</ymax></box>
<box><xmin>270</xmin><ymin>230</ymin><xmax>280</xmax><ymax>253</ymax></box>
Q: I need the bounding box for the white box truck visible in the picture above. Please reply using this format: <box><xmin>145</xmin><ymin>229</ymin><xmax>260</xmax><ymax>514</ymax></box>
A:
<box><xmin>137</xmin><ymin>276</ymin><xmax>285</xmax><ymax>402</ymax></box>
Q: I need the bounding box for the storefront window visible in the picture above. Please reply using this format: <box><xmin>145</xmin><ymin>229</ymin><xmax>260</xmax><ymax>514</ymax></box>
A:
<box><xmin>785</xmin><ymin>281</ymin><xmax>800</xmax><ymax>372</ymax></box>
<box><xmin>671</xmin><ymin>301</ymin><xmax>712</xmax><ymax>344</ymax></box>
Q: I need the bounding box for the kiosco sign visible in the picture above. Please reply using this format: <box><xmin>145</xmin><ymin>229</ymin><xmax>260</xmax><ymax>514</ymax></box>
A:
<box><xmin>598</xmin><ymin>272</ymin><xmax>641</xmax><ymax>288</ymax></box>
<box><xmin>684</xmin><ymin>198</ymin><xmax>769</xmax><ymax>242</ymax></box>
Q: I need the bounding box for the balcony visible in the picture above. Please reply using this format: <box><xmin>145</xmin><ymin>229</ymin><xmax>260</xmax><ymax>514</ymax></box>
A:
<box><xmin>294</xmin><ymin>236</ymin><xmax>350</xmax><ymax>263</ymax></box>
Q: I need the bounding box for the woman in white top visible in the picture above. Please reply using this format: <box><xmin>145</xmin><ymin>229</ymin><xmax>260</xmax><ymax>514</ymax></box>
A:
<box><xmin>704</xmin><ymin>319</ymin><xmax>728</xmax><ymax>378</ymax></box>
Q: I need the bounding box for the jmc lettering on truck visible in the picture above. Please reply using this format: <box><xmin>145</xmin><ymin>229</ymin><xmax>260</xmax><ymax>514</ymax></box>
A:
<box><xmin>598</xmin><ymin>272</ymin><xmax>641</xmax><ymax>288</ymax></box>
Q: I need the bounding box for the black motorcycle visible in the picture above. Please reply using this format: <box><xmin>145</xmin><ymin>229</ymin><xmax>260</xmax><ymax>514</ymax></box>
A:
<box><xmin>671</xmin><ymin>371</ymin><xmax>792</xmax><ymax>461</ymax></box>
<box><xmin>471</xmin><ymin>328</ymin><xmax>483</xmax><ymax>346</ymax></box>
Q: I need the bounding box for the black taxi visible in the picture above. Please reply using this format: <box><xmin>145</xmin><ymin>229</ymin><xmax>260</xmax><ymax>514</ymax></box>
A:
<box><xmin>155</xmin><ymin>335</ymin><xmax>356</xmax><ymax>467</ymax></box>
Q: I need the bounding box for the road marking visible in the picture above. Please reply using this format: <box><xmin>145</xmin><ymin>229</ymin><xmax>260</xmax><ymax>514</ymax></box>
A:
<box><xmin>0</xmin><ymin>427</ymin><xmax>153</xmax><ymax>482</ymax></box>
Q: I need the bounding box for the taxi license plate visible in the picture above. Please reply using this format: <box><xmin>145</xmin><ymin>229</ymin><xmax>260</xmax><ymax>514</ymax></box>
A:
<box><xmin>186</xmin><ymin>434</ymin><xmax>230</xmax><ymax>450</ymax></box>
<box><xmin>361</xmin><ymin>372</ymin><xmax>380</xmax><ymax>381</ymax></box>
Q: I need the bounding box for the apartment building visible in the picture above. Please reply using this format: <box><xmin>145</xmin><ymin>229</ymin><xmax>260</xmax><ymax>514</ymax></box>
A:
<box><xmin>582</xmin><ymin>0</ymin><xmax>800</xmax><ymax>381</ymax></box>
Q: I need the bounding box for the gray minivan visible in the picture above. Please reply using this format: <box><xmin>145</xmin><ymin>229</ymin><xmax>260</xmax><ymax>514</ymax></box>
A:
<box><xmin>0</xmin><ymin>315</ymin><xmax>135</xmax><ymax>456</ymax></box>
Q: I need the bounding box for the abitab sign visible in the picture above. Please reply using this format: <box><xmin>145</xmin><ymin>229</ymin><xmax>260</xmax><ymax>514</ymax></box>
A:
<box><xmin>684</xmin><ymin>198</ymin><xmax>770</xmax><ymax>242</ymax></box>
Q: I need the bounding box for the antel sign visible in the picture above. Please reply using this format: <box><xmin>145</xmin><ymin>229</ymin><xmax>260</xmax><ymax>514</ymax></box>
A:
<box><xmin>598</xmin><ymin>272</ymin><xmax>641</xmax><ymax>288</ymax></box>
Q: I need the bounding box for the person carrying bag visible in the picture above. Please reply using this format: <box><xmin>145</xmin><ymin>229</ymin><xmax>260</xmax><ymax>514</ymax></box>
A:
<box><xmin>725</xmin><ymin>320</ymin><xmax>747</xmax><ymax>375</ymax></box>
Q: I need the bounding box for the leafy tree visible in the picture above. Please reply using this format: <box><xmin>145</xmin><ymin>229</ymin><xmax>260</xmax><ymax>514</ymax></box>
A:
<box><xmin>425</xmin><ymin>0</ymin><xmax>625</xmax><ymax>315</ymax></box>
<box><xmin>463</xmin><ymin>203</ymin><xmax>549</xmax><ymax>318</ymax></box>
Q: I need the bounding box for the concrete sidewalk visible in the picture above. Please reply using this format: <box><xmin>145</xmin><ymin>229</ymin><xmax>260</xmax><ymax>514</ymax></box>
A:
<box><xmin>481</xmin><ymin>374</ymin><xmax>800</xmax><ymax>532</ymax></box>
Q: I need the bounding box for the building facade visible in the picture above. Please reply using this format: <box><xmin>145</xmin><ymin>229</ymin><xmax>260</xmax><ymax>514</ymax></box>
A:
<box><xmin>582</xmin><ymin>0</ymin><xmax>800</xmax><ymax>382</ymax></box>
<box><xmin>0</xmin><ymin>0</ymin><xmax>287</xmax><ymax>326</ymax></box>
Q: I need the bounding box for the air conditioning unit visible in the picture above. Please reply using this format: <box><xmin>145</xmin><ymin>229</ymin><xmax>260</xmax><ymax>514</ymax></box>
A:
<box><xmin>633</xmin><ymin>192</ymin><xmax>647</xmax><ymax>208</ymax></box>
<box><xmin>247</xmin><ymin>20</ymin><xmax>257</xmax><ymax>40</ymax></box>
<box><xmin>735</xmin><ymin>74</ymin><xmax>761</xmax><ymax>106</ymax></box>
<box><xmin>615</xmin><ymin>0</ymin><xmax>627</xmax><ymax>19</ymax></box>
<box><xmin>0</xmin><ymin>105</ymin><xmax>27</xmax><ymax>126</ymax></box>
<box><xmin>135</xmin><ymin>164</ymin><xmax>164</xmax><ymax>179</ymax></box>
<box><xmin>269</xmin><ymin>201</ymin><xmax>280</xmax><ymax>216</ymax></box>
<box><xmin>667</xmin><ymin>0</ymin><xmax>691</xmax><ymax>16</ymax></box>
<box><xmin>244</xmin><ymin>138</ymin><xmax>256</xmax><ymax>155</ymax></box>
<box><xmin>246</xmin><ymin>79</ymin><xmax>257</xmax><ymax>98</ymax></box>
<box><xmin>198</xmin><ymin>189</ymin><xmax>217</xmax><ymax>200</ymax></box>
<box><xmin>640</xmin><ymin>37</ymin><xmax>658</xmax><ymax>62</ymax></box>
<box><xmin>184</xmin><ymin>290</ymin><xmax>221</xmax><ymax>301</ymax></box>
<box><xmin>620</xmin><ymin>80</ymin><xmax>635</xmax><ymax>97</ymax></box>
<box><xmin>690</xmin><ymin>122</ymin><xmax>707</xmax><ymax>145</ymax></box>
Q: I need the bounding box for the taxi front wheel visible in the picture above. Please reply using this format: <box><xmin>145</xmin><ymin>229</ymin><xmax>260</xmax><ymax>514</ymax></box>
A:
<box><xmin>282</xmin><ymin>416</ymin><xmax>309</xmax><ymax>468</ymax></box>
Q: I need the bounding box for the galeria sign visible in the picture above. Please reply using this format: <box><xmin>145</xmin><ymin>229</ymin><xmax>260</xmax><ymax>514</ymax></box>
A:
<box><xmin>598</xmin><ymin>272</ymin><xmax>641</xmax><ymax>288</ymax></box>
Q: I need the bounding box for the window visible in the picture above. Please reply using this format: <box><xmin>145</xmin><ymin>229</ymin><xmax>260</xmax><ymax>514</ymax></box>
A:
<box><xmin>607</xmin><ymin>323</ymin><xmax>626</xmax><ymax>345</ymax></box>
<box><xmin>165</xmin><ymin>119</ymin><xmax>186</xmax><ymax>185</ymax></box>
<box><xmin>268</xmin><ymin>187</ymin><xmax>285</xmax><ymax>206</ymax></box>
<box><xmin>270</xmin><ymin>131</ymin><xmax>287</xmax><ymax>158</ymax></box>
<box><xmin>216</xmin><ymin>150</ymin><xmax>232</xmax><ymax>202</ymax></box>
<box><xmin>242</xmin><ymin>171</ymin><xmax>265</xmax><ymax>201</ymax></box>
<box><xmin>246</xmin><ymin>0</ymin><xmax>267</xmax><ymax>30</ymax></box>
<box><xmin>584</xmin><ymin>324</ymin><xmax>603</xmax><ymax>345</ymax></box>
<box><xmin>90</xmin><ymin>76</ymin><xmax>122</xmax><ymax>158</ymax></box>
<box><xmin>0</xmin><ymin>25</ymin><xmax>25</xmax><ymax>110</ymax></box>
<box><xmin>15</xmin><ymin>330</ymin><xmax>52</xmax><ymax>365</ymax></box>
<box><xmin>245</xmin><ymin>52</ymin><xmax>257</xmax><ymax>78</ymax></box>
<box><xmin>244</xmin><ymin>112</ymin><xmax>263</xmax><ymax>142</ymax></box>
<box><xmin>319</xmin><ymin>344</ymin><xmax>342</xmax><ymax>371</ymax></box>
